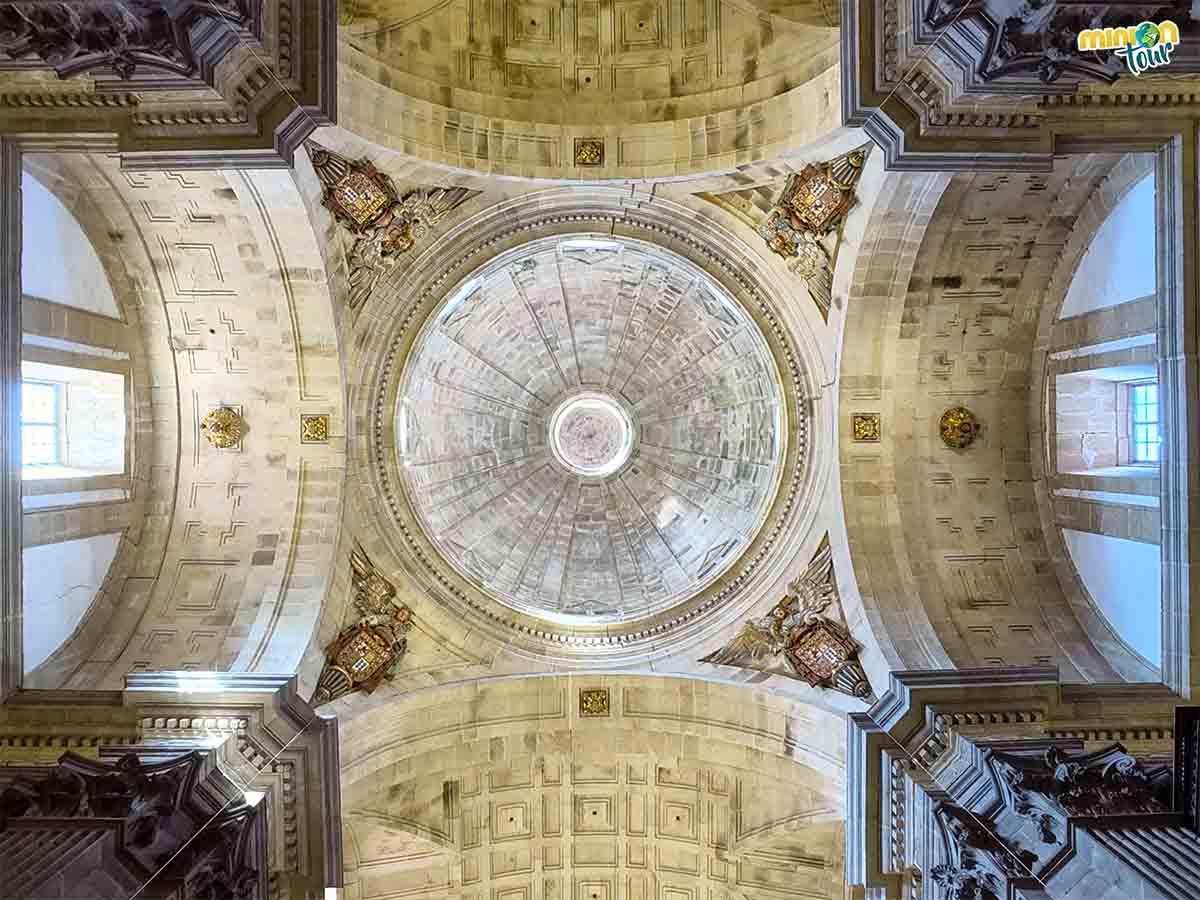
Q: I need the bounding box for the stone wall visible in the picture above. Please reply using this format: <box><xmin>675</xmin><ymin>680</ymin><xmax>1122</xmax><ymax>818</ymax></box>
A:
<box><xmin>838</xmin><ymin>155</ymin><xmax>1148</xmax><ymax>681</ymax></box>
<box><xmin>18</xmin><ymin>154</ymin><xmax>347</xmax><ymax>689</ymax></box>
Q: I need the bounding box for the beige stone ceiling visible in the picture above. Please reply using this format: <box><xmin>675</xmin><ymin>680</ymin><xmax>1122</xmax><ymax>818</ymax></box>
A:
<box><xmin>339</xmin><ymin>676</ymin><xmax>845</xmax><ymax>900</ymax></box>
<box><xmin>340</xmin><ymin>0</ymin><xmax>837</xmax><ymax>121</ymax></box>
<box><xmin>396</xmin><ymin>237</ymin><xmax>785</xmax><ymax>624</ymax></box>
<box><xmin>335</xmin><ymin>0</ymin><xmax>842</xmax><ymax>177</ymax></box>
<box><xmin>21</xmin><ymin>154</ymin><xmax>346</xmax><ymax>688</ymax></box>
<box><xmin>837</xmin><ymin>152</ymin><xmax>1159</xmax><ymax>682</ymax></box>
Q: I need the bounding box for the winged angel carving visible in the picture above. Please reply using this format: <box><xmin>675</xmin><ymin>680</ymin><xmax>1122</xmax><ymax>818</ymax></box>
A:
<box><xmin>701</xmin><ymin>537</ymin><xmax>873</xmax><ymax>699</ymax></box>
<box><xmin>311</xmin><ymin>543</ymin><xmax>414</xmax><ymax>706</ymax></box>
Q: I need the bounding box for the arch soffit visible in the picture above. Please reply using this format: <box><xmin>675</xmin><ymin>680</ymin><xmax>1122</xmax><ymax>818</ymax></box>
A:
<box><xmin>1028</xmin><ymin>151</ymin><xmax>1161</xmax><ymax>682</ymax></box>
<box><xmin>338</xmin><ymin>674</ymin><xmax>847</xmax><ymax>795</ymax></box>
<box><xmin>836</xmin><ymin>157</ymin><xmax>1146</xmax><ymax>682</ymax></box>
<box><xmin>20</xmin><ymin>156</ymin><xmax>347</xmax><ymax>687</ymax></box>
<box><xmin>334</xmin><ymin>30</ymin><xmax>842</xmax><ymax>180</ymax></box>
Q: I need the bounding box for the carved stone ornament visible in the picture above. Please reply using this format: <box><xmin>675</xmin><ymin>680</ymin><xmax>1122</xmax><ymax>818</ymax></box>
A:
<box><xmin>579</xmin><ymin>688</ymin><xmax>610</xmax><ymax>717</ymax></box>
<box><xmin>923</xmin><ymin>0</ymin><xmax>1197</xmax><ymax>87</ymax></box>
<box><xmin>300</xmin><ymin>413</ymin><xmax>330</xmax><ymax>443</ymax></box>
<box><xmin>852</xmin><ymin>412</ymin><xmax>881</xmax><ymax>442</ymax></box>
<box><xmin>200</xmin><ymin>406</ymin><xmax>246</xmax><ymax>449</ymax></box>
<box><xmin>698</xmin><ymin>144</ymin><xmax>869</xmax><ymax>323</ymax></box>
<box><xmin>701</xmin><ymin>535</ymin><xmax>874</xmax><ymax>700</ymax></box>
<box><xmin>0</xmin><ymin>751</ymin><xmax>262</xmax><ymax>899</ymax></box>
<box><xmin>312</xmin><ymin>542</ymin><xmax>414</xmax><ymax>706</ymax></box>
<box><xmin>940</xmin><ymin>406</ymin><xmax>981</xmax><ymax>449</ymax></box>
<box><xmin>993</xmin><ymin>744</ymin><xmax>1172</xmax><ymax>818</ymax></box>
<box><xmin>0</xmin><ymin>0</ymin><xmax>253</xmax><ymax>81</ymax></box>
<box><xmin>767</xmin><ymin>145</ymin><xmax>870</xmax><ymax>237</ymax></box>
<box><xmin>307</xmin><ymin>143</ymin><xmax>477</xmax><ymax>310</ymax></box>
<box><xmin>930</xmin><ymin>744</ymin><xmax>1171</xmax><ymax>900</ymax></box>
<box><xmin>574</xmin><ymin>138</ymin><xmax>604</xmax><ymax>166</ymax></box>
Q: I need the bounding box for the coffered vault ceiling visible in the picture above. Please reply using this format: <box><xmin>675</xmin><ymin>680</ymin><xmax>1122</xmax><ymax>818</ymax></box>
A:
<box><xmin>396</xmin><ymin>238</ymin><xmax>785</xmax><ymax>624</ymax></box>
<box><xmin>339</xmin><ymin>676</ymin><xmax>846</xmax><ymax>900</ymax></box>
<box><xmin>335</xmin><ymin>0</ymin><xmax>842</xmax><ymax>177</ymax></box>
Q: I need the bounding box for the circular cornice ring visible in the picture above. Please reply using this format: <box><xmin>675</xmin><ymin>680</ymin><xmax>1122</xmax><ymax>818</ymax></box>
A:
<box><xmin>359</xmin><ymin>188</ymin><xmax>822</xmax><ymax>665</ymax></box>
<box><xmin>546</xmin><ymin>390</ymin><xmax>637</xmax><ymax>479</ymax></box>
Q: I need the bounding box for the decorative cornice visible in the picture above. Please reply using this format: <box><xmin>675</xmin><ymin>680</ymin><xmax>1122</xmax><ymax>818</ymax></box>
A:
<box><xmin>0</xmin><ymin>749</ymin><xmax>266</xmax><ymax>899</ymax></box>
<box><xmin>841</xmin><ymin>0</ymin><xmax>1200</xmax><ymax>170</ymax></box>
<box><xmin>360</xmin><ymin>189</ymin><xmax>820</xmax><ymax>665</ymax></box>
<box><xmin>0</xmin><ymin>0</ymin><xmax>335</xmax><ymax>166</ymax></box>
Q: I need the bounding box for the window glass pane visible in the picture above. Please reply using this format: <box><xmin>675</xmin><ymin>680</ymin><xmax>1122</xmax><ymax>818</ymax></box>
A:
<box><xmin>22</xmin><ymin>423</ymin><xmax>58</xmax><ymax>465</ymax></box>
<box><xmin>21</xmin><ymin>381</ymin><xmax>57</xmax><ymax>424</ymax></box>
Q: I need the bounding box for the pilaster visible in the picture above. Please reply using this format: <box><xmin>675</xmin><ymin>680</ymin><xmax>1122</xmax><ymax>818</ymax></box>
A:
<box><xmin>0</xmin><ymin>138</ymin><xmax>22</xmax><ymax>703</ymax></box>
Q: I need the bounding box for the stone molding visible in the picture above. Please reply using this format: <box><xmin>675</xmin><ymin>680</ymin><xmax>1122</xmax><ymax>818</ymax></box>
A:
<box><xmin>0</xmin><ymin>672</ymin><xmax>346</xmax><ymax>898</ymax></box>
<box><xmin>842</xmin><ymin>0</ymin><xmax>1200</xmax><ymax>170</ymax></box>
<box><xmin>0</xmin><ymin>748</ymin><xmax>267</xmax><ymax>899</ymax></box>
<box><xmin>0</xmin><ymin>139</ymin><xmax>21</xmax><ymax>703</ymax></box>
<box><xmin>0</xmin><ymin>0</ymin><xmax>259</xmax><ymax>85</ymax></box>
<box><xmin>846</xmin><ymin>667</ymin><xmax>1183</xmax><ymax>899</ymax></box>
<box><xmin>0</xmin><ymin>0</ymin><xmax>336</xmax><ymax>166</ymax></box>
<box><xmin>355</xmin><ymin>187</ymin><xmax>823</xmax><ymax>665</ymax></box>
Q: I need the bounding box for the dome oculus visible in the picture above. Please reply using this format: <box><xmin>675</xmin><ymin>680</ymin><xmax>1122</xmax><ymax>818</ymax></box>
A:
<box><xmin>395</xmin><ymin>237</ymin><xmax>786</xmax><ymax>625</ymax></box>
<box><xmin>549</xmin><ymin>392</ymin><xmax>635</xmax><ymax>477</ymax></box>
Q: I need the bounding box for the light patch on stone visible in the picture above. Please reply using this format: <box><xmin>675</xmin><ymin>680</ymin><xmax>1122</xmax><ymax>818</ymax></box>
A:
<box><xmin>550</xmin><ymin>393</ymin><xmax>633</xmax><ymax>477</ymax></box>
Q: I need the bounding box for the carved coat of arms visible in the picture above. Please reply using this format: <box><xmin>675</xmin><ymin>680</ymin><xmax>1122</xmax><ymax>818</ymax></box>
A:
<box><xmin>307</xmin><ymin>143</ymin><xmax>477</xmax><ymax>310</ymax></box>
<box><xmin>701</xmin><ymin>536</ymin><xmax>873</xmax><ymax>700</ymax></box>
<box><xmin>702</xmin><ymin>144</ymin><xmax>870</xmax><ymax>322</ymax></box>
<box><xmin>312</xmin><ymin>542</ymin><xmax>414</xmax><ymax>706</ymax></box>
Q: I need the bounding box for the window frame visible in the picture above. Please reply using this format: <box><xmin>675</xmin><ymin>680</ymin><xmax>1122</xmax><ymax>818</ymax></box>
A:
<box><xmin>1127</xmin><ymin>380</ymin><xmax>1160</xmax><ymax>465</ymax></box>
<box><xmin>20</xmin><ymin>378</ymin><xmax>64</xmax><ymax>468</ymax></box>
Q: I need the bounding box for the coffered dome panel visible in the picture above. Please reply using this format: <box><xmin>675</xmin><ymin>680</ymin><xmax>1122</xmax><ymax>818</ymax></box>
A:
<box><xmin>396</xmin><ymin>238</ymin><xmax>785</xmax><ymax>624</ymax></box>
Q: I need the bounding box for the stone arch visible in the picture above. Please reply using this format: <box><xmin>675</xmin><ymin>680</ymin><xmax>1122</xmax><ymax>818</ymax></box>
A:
<box><xmin>1029</xmin><ymin>152</ymin><xmax>1162</xmax><ymax>682</ymax></box>
<box><xmin>338</xmin><ymin>674</ymin><xmax>846</xmax><ymax>900</ymax></box>
<box><xmin>335</xmin><ymin>0</ymin><xmax>842</xmax><ymax>179</ymax></box>
<box><xmin>20</xmin><ymin>155</ymin><xmax>347</xmax><ymax>688</ymax></box>
<box><xmin>837</xmin><ymin>156</ymin><xmax>1148</xmax><ymax>680</ymax></box>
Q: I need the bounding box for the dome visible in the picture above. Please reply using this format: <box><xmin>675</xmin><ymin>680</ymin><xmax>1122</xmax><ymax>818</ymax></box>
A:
<box><xmin>394</xmin><ymin>237</ymin><xmax>786</xmax><ymax>625</ymax></box>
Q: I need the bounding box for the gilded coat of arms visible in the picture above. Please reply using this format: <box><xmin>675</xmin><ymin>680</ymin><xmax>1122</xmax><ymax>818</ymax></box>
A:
<box><xmin>940</xmin><ymin>406</ymin><xmax>981</xmax><ymax>449</ymax></box>
<box><xmin>701</xmin><ymin>536</ymin><xmax>873</xmax><ymax>700</ymax></box>
<box><xmin>307</xmin><ymin>143</ymin><xmax>477</xmax><ymax>310</ymax></box>
<box><xmin>312</xmin><ymin>542</ymin><xmax>415</xmax><ymax>705</ymax></box>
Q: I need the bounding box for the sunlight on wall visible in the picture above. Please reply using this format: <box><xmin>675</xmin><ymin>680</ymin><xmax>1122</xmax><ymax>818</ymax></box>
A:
<box><xmin>22</xmin><ymin>532</ymin><xmax>121</xmax><ymax>673</ymax></box>
<box><xmin>1062</xmin><ymin>528</ymin><xmax>1161</xmax><ymax>666</ymax></box>
<box><xmin>22</xmin><ymin>172</ymin><xmax>120</xmax><ymax>318</ymax></box>
<box><xmin>1060</xmin><ymin>173</ymin><xmax>1156</xmax><ymax>318</ymax></box>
